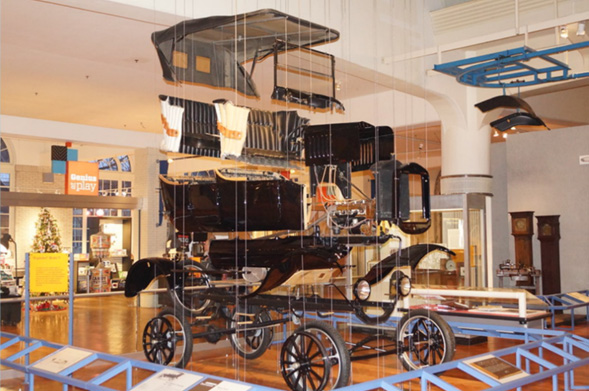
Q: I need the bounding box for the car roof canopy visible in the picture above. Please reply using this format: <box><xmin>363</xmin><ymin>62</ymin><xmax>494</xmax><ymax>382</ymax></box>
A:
<box><xmin>152</xmin><ymin>8</ymin><xmax>340</xmax><ymax>97</ymax></box>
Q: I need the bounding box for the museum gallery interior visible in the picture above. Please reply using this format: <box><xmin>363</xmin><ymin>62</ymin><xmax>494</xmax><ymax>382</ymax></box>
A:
<box><xmin>1</xmin><ymin>1</ymin><xmax>589</xmax><ymax>390</ymax></box>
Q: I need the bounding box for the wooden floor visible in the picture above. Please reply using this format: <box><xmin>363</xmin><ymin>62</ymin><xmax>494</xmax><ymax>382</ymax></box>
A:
<box><xmin>1</xmin><ymin>295</ymin><xmax>588</xmax><ymax>390</ymax></box>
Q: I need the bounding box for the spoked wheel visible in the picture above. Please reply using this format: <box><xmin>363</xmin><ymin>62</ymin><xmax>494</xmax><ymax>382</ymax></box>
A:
<box><xmin>170</xmin><ymin>259</ymin><xmax>211</xmax><ymax>316</ymax></box>
<box><xmin>396</xmin><ymin>309</ymin><xmax>455</xmax><ymax>371</ymax></box>
<box><xmin>228</xmin><ymin>306</ymin><xmax>273</xmax><ymax>359</ymax></box>
<box><xmin>281</xmin><ymin>321</ymin><xmax>351</xmax><ymax>391</ymax></box>
<box><xmin>142</xmin><ymin>307</ymin><xmax>193</xmax><ymax>368</ymax></box>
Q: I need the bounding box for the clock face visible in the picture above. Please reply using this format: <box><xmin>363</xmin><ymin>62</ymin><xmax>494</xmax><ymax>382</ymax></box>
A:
<box><xmin>541</xmin><ymin>223</ymin><xmax>552</xmax><ymax>236</ymax></box>
<box><xmin>513</xmin><ymin>217</ymin><xmax>530</xmax><ymax>234</ymax></box>
<box><xmin>445</xmin><ymin>259</ymin><xmax>456</xmax><ymax>272</ymax></box>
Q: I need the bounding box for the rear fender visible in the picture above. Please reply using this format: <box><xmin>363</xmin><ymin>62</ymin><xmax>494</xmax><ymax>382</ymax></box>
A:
<box><xmin>124</xmin><ymin>257</ymin><xmax>176</xmax><ymax>298</ymax></box>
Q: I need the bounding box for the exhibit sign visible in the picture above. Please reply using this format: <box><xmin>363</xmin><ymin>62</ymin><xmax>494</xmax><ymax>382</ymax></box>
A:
<box><xmin>32</xmin><ymin>347</ymin><xmax>93</xmax><ymax>373</ymax></box>
<box><xmin>130</xmin><ymin>368</ymin><xmax>202</xmax><ymax>391</ymax></box>
<box><xmin>30</xmin><ymin>253</ymin><xmax>69</xmax><ymax>293</ymax></box>
<box><xmin>65</xmin><ymin>161</ymin><xmax>99</xmax><ymax>196</ymax></box>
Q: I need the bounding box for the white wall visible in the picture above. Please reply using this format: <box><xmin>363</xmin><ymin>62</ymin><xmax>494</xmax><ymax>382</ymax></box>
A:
<box><xmin>502</xmin><ymin>125</ymin><xmax>589</xmax><ymax>292</ymax></box>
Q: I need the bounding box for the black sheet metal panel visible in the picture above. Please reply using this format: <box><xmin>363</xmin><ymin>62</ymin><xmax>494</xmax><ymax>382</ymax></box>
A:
<box><xmin>303</xmin><ymin>122</ymin><xmax>394</xmax><ymax>170</ymax></box>
<box><xmin>124</xmin><ymin>257</ymin><xmax>176</xmax><ymax>297</ymax></box>
<box><xmin>162</xmin><ymin>95</ymin><xmax>309</xmax><ymax>161</ymax></box>
<box><xmin>475</xmin><ymin>95</ymin><xmax>537</xmax><ymax>115</ymax></box>
<box><xmin>362</xmin><ymin>244</ymin><xmax>456</xmax><ymax>286</ymax></box>
<box><xmin>490</xmin><ymin>112</ymin><xmax>549</xmax><ymax>131</ymax></box>
<box><xmin>209</xmin><ymin>235</ymin><xmax>348</xmax><ymax>296</ymax></box>
<box><xmin>159</xmin><ymin>171</ymin><xmax>305</xmax><ymax>233</ymax></box>
<box><xmin>152</xmin><ymin>9</ymin><xmax>340</xmax><ymax>97</ymax></box>
<box><xmin>372</xmin><ymin>160</ymin><xmax>431</xmax><ymax>235</ymax></box>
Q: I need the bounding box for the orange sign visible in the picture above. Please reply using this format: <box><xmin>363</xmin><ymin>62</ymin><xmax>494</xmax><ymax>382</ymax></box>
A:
<box><xmin>66</xmin><ymin>161</ymin><xmax>99</xmax><ymax>195</ymax></box>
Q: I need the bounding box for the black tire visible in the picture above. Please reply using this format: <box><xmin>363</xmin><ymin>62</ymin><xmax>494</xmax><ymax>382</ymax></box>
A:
<box><xmin>396</xmin><ymin>309</ymin><xmax>455</xmax><ymax>371</ymax></box>
<box><xmin>169</xmin><ymin>259</ymin><xmax>211</xmax><ymax>316</ymax></box>
<box><xmin>281</xmin><ymin>321</ymin><xmax>351</xmax><ymax>391</ymax></box>
<box><xmin>142</xmin><ymin>307</ymin><xmax>193</xmax><ymax>368</ymax></box>
<box><xmin>228</xmin><ymin>306</ymin><xmax>273</xmax><ymax>359</ymax></box>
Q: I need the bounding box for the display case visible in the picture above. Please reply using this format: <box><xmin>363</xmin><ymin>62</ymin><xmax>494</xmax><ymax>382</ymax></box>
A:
<box><xmin>410</xmin><ymin>193</ymin><xmax>491</xmax><ymax>288</ymax></box>
<box><xmin>406</xmin><ymin>285</ymin><xmax>549</xmax><ymax>327</ymax></box>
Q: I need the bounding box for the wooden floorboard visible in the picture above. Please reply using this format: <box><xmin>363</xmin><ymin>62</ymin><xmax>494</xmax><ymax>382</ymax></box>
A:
<box><xmin>1</xmin><ymin>295</ymin><xmax>588</xmax><ymax>390</ymax></box>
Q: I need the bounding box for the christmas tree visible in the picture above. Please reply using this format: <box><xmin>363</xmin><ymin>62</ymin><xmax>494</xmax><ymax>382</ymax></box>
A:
<box><xmin>31</xmin><ymin>208</ymin><xmax>62</xmax><ymax>253</ymax></box>
<box><xmin>30</xmin><ymin>208</ymin><xmax>67</xmax><ymax>311</ymax></box>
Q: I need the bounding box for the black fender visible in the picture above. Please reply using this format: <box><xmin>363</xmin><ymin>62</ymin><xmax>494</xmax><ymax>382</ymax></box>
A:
<box><xmin>124</xmin><ymin>257</ymin><xmax>176</xmax><ymax>298</ymax></box>
<box><xmin>362</xmin><ymin>244</ymin><xmax>456</xmax><ymax>286</ymax></box>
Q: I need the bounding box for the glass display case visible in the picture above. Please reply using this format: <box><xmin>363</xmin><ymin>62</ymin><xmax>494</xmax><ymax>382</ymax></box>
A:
<box><xmin>410</xmin><ymin>193</ymin><xmax>491</xmax><ymax>288</ymax></box>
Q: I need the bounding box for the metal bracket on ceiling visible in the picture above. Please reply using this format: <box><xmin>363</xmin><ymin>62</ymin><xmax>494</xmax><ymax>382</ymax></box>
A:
<box><xmin>434</xmin><ymin>41</ymin><xmax>589</xmax><ymax>88</ymax></box>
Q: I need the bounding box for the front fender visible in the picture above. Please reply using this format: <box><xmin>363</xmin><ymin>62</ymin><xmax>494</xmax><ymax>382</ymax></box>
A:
<box><xmin>124</xmin><ymin>257</ymin><xmax>176</xmax><ymax>298</ymax></box>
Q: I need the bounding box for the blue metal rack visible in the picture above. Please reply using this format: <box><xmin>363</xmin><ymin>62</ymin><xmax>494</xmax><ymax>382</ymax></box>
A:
<box><xmin>539</xmin><ymin>290</ymin><xmax>589</xmax><ymax>330</ymax></box>
<box><xmin>0</xmin><ymin>332</ymin><xmax>283</xmax><ymax>391</ymax></box>
<box><xmin>2</xmin><ymin>328</ymin><xmax>588</xmax><ymax>391</ymax></box>
<box><xmin>434</xmin><ymin>42</ymin><xmax>589</xmax><ymax>88</ymax></box>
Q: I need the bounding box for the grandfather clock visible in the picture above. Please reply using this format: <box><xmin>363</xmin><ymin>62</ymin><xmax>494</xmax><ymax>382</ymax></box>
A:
<box><xmin>510</xmin><ymin>211</ymin><xmax>534</xmax><ymax>268</ymax></box>
<box><xmin>536</xmin><ymin>215</ymin><xmax>561</xmax><ymax>295</ymax></box>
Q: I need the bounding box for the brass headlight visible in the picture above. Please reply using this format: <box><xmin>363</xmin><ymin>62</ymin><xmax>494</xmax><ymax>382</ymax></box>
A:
<box><xmin>354</xmin><ymin>279</ymin><xmax>371</xmax><ymax>301</ymax></box>
<box><xmin>390</xmin><ymin>271</ymin><xmax>412</xmax><ymax>297</ymax></box>
<box><xmin>397</xmin><ymin>275</ymin><xmax>412</xmax><ymax>297</ymax></box>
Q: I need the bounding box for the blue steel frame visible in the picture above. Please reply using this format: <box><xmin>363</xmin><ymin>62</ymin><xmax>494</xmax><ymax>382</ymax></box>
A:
<box><xmin>333</xmin><ymin>333</ymin><xmax>589</xmax><ymax>391</ymax></box>
<box><xmin>434</xmin><ymin>42</ymin><xmax>589</xmax><ymax>88</ymax></box>
<box><xmin>0</xmin><ymin>332</ymin><xmax>283</xmax><ymax>391</ymax></box>
<box><xmin>539</xmin><ymin>290</ymin><xmax>589</xmax><ymax>331</ymax></box>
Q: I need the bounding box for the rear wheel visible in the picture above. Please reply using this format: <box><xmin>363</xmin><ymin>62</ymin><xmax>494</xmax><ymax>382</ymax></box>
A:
<box><xmin>170</xmin><ymin>259</ymin><xmax>211</xmax><ymax>316</ymax></box>
<box><xmin>228</xmin><ymin>306</ymin><xmax>273</xmax><ymax>359</ymax></box>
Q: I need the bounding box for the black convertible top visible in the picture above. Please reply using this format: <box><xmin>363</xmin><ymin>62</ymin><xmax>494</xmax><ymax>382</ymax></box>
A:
<box><xmin>152</xmin><ymin>9</ymin><xmax>339</xmax><ymax>96</ymax></box>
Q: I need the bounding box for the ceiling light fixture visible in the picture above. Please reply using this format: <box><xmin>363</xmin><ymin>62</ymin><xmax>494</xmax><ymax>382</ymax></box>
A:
<box><xmin>493</xmin><ymin>130</ymin><xmax>499</xmax><ymax>137</ymax></box>
<box><xmin>503</xmin><ymin>133</ymin><xmax>508</xmax><ymax>139</ymax></box>
<box><xmin>510</xmin><ymin>126</ymin><xmax>516</xmax><ymax>131</ymax></box>
<box><xmin>560</xmin><ymin>26</ymin><xmax>569</xmax><ymax>39</ymax></box>
<box><xmin>577</xmin><ymin>21</ymin><xmax>586</xmax><ymax>36</ymax></box>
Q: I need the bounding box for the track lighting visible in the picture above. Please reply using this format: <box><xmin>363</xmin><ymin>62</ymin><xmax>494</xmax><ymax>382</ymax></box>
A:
<box><xmin>577</xmin><ymin>21</ymin><xmax>586</xmax><ymax>36</ymax></box>
<box><xmin>560</xmin><ymin>26</ymin><xmax>569</xmax><ymax>39</ymax></box>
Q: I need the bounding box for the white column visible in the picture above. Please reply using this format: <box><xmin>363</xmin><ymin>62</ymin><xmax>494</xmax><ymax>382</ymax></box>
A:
<box><xmin>426</xmin><ymin>78</ymin><xmax>493</xmax><ymax>195</ymax></box>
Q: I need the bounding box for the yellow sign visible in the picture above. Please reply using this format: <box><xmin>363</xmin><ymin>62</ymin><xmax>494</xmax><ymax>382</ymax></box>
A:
<box><xmin>30</xmin><ymin>253</ymin><xmax>69</xmax><ymax>293</ymax></box>
<box><xmin>66</xmin><ymin>161</ymin><xmax>99</xmax><ymax>196</ymax></box>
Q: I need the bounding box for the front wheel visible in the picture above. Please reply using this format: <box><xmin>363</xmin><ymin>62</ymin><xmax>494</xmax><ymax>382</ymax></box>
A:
<box><xmin>142</xmin><ymin>307</ymin><xmax>193</xmax><ymax>368</ymax></box>
<box><xmin>281</xmin><ymin>321</ymin><xmax>351</xmax><ymax>391</ymax></box>
<box><xmin>396</xmin><ymin>309</ymin><xmax>455</xmax><ymax>371</ymax></box>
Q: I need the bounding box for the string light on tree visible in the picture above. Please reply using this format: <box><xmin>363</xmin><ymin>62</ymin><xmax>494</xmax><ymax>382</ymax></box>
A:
<box><xmin>31</xmin><ymin>207</ymin><xmax>62</xmax><ymax>253</ymax></box>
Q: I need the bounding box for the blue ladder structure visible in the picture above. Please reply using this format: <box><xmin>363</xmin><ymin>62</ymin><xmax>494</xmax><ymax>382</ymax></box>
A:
<box><xmin>434</xmin><ymin>42</ymin><xmax>589</xmax><ymax>88</ymax></box>
<box><xmin>539</xmin><ymin>290</ymin><xmax>589</xmax><ymax>331</ymax></box>
<box><xmin>0</xmin><ymin>331</ymin><xmax>282</xmax><ymax>391</ymax></box>
<box><xmin>2</xmin><ymin>328</ymin><xmax>588</xmax><ymax>391</ymax></box>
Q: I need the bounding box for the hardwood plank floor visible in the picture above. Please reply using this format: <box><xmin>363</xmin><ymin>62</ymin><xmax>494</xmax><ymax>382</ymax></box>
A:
<box><xmin>1</xmin><ymin>295</ymin><xmax>588</xmax><ymax>390</ymax></box>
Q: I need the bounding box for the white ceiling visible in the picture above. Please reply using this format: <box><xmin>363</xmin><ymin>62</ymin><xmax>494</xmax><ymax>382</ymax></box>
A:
<box><xmin>1</xmin><ymin>0</ymin><xmax>588</xmax><ymax>157</ymax></box>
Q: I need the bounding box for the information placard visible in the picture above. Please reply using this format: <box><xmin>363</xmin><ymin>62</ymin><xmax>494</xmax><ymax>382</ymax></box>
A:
<box><xmin>30</xmin><ymin>253</ymin><xmax>69</xmax><ymax>293</ymax></box>
<box><xmin>32</xmin><ymin>347</ymin><xmax>93</xmax><ymax>373</ymax></box>
<box><xmin>465</xmin><ymin>355</ymin><xmax>528</xmax><ymax>383</ymax></box>
<box><xmin>130</xmin><ymin>369</ymin><xmax>202</xmax><ymax>391</ymax></box>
